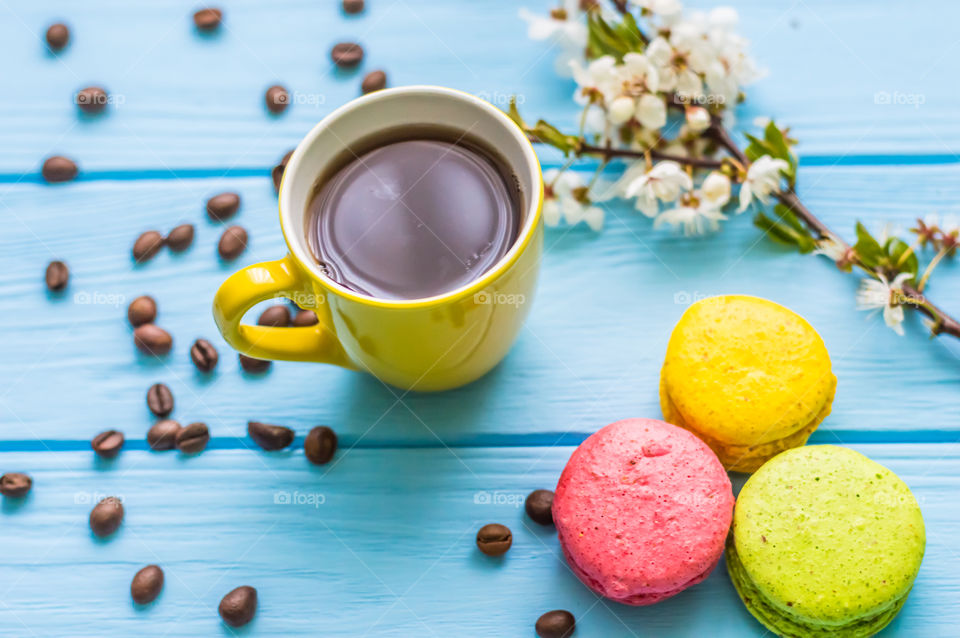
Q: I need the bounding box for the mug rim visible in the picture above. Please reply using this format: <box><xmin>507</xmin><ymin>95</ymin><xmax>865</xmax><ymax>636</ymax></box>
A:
<box><xmin>277</xmin><ymin>85</ymin><xmax>543</xmax><ymax>309</ymax></box>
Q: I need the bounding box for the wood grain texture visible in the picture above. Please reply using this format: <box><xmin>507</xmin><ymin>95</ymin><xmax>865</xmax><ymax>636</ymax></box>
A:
<box><xmin>0</xmin><ymin>445</ymin><xmax>955</xmax><ymax>637</ymax></box>
<box><xmin>0</xmin><ymin>167</ymin><xmax>957</xmax><ymax>445</ymax></box>
<box><xmin>0</xmin><ymin>0</ymin><xmax>959</xmax><ymax>175</ymax></box>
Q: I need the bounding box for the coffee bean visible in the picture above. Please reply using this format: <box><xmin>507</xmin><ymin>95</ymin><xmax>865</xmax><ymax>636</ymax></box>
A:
<box><xmin>476</xmin><ymin>523</ymin><xmax>512</xmax><ymax>556</ymax></box>
<box><xmin>133</xmin><ymin>230</ymin><xmax>164</xmax><ymax>263</ymax></box>
<box><xmin>165</xmin><ymin>223</ymin><xmax>195</xmax><ymax>252</ymax></box>
<box><xmin>147</xmin><ymin>383</ymin><xmax>174</xmax><ymax>417</ymax></box>
<box><xmin>0</xmin><ymin>472</ymin><xmax>32</xmax><ymax>498</ymax></box>
<box><xmin>361</xmin><ymin>70</ymin><xmax>387</xmax><ymax>94</ymax></box>
<box><xmin>248</xmin><ymin>421</ymin><xmax>295</xmax><ymax>451</ymax></box>
<box><xmin>176</xmin><ymin>422</ymin><xmax>209</xmax><ymax>454</ymax></box>
<box><xmin>45</xmin><ymin>23</ymin><xmax>70</xmax><ymax>51</ymax></box>
<box><xmin>272</xmin><ymin>150</ymin><xmax>294</xmax><ymax>193</ymax></box>
<box><xmin>91</xmin><ymin>430</ymin><xmax>125</xmax><ymax>458</ymax></box>
<box><xmin>219</xmin><ymin>585</ymin><xmax>257</xmax><ymax>627</ymax></box>
<box><xmin>535</xmin><ymin>610</ymin><xmax>575</xmax><ymax>638</ymax></box>
<box><xmin>75</xmin><ymin>86</ymin><xmax>108</xmax><ymax>114</ymax></box>
<box><xmin>134</xmin><ymin>324</ymin><xmax>173</xmax><ymax>355</ymax></box>
<box><xmin>193</xmin><ymin>7</ymin><xmax>223</xmax><ymax>32</ymax></box>
<box><xmin>258</xmin><ymin>305</ymin><xmax>290</xmax><ymax>327</ymax></box>
<box><xmin>331</xmin><ymin>42</ymin><xmax>364</xmax><ymax>68</ymax></box>
<box><xmin>89</xmin><ymin>496</ymin><xmax>124</xmax><ymax>538</ymax></box>
<box><xmin>131</xmin><ymin>565</ymin><xmax>164</xmax><ymax>605</ymax></box>
<box><xmin>525</xmin><ymin>489</ymin><xmax>555</xmax><ymax>526</ymax></box>
<box><xmin>41</xmin><ymin>155</ymin><xmax>78</xmax><ymax>183</ymax></box>
<box><xmin>238</xmin><ymin>354</ymin><xmax>271</xmax><ymax>374</ymax></box>
<box><xmin>292</xmin><ymin>309</ymin><xmax>318</xmax><ymax>327</ymax></box>
<box><xmin>265</xmin><ymin>85</ymin><xmax>289</xmax><ymax>114</ymax></box>
<box><xmin>304</xmin><ymin>426</ymin><xmax>337</xmax><ymax>465</ymax></box>
<box><xmin>343</xmin><ymin>0</ymin><xmax>364</xmax><ymax>14</ymax></box>
<box><xmin>127</xmin><ymin>295</ymin><xmax>157</xmax><ymax>327</ymax></box>
<box><xmin>147</xmin><ymin>419</ymin><xmax>182</xmax><ymax>450</ymax></box>
<box><xmin>45</xmin><ymin>260</ymin><xmax>69</xmax><ymax>291</ymax></box>
<box><xmin>190</xmin><ymin>338</ymin><xmax>218</xmax><ymax>372</ymax></box>
<box><xmin>218</xmin><ymin>226</ymin><xmax>248</xmax><ymax>261</ymax></box>
<box><xmin>206</xmin><ymin>192</ymin><xmax>240</xmax><ymax>222</ymax></box>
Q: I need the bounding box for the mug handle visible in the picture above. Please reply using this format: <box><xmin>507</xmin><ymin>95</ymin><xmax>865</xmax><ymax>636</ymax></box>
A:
<box><xmin>212</xmin><ymin>254</ymin><xmax>352</xmax><ymax>366</ymax></box>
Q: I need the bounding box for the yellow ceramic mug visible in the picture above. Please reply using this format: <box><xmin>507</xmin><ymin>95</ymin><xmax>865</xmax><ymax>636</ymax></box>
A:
<box><xmin>212</xmin><ymin>86</ymin><xmax>544</xmax><ymax>392</ymax></box>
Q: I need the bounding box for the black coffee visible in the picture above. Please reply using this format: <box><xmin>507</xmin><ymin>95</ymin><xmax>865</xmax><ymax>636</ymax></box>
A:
<box><xmin>306</xmin><ymin>130</ymin><xmax>521</xmax><ymax>300</ymax></box>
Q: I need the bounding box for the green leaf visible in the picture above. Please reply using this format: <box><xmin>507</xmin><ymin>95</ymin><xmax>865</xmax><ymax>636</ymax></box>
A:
<box><xmin>507</xmin><ymin>98</ymin><xmax>525</xmax><ymax>130</ymax></box>
<box><xmin>586</xmin><ymin>12</ymin><xmax>631</xmax><ymax>60</ymax></box>
<box><xmin>529</xmin><ymin>120</ymin><xmax>577</xmax><ymax>155</ymax></box>
<box><xmin>614</xmin><ymin>12</ymin><xmax>646</xmax><ymax>52</ymax></box>
<box><xmin>854</xmin><ymin>222</ymin><xmax>884</xmax><ymax>269</ymax></box>
<box><xmin>755</xmin><ymin>208</ymin><xmax>816</xmax><ymax>253</ymax></box>
<box><xmin>885</xmin><ymin>237</ymin><xmax>919</xmax><ymax>280</ymax></box>
<box><xmin>763</xmin><ymin>122</ymin><xmax>798</xmax><ymax>187</ymax></box>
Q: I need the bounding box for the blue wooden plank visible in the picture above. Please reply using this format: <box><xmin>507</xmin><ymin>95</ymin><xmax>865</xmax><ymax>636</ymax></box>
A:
<box><xmin>0</xmin><ymin>445</ymin><xmax>954</xmax><ymax>636</ymax></box>
<box><xmin>0</xmin><ymin>167</ymin><xmax>958</xmax><ymax>444</ymax></box>
<box><xmin>0</xmin><ymin>0</ymin><xmax>959</xmax><ymax>175</ymax></box>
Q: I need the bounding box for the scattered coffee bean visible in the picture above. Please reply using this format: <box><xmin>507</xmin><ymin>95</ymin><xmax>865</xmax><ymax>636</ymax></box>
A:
<box><xmin>75</xmin><ymin>86</ymin><xmax>108</xmax><ymax>114</ymax></box>
<box><xmin>190</xmin><ymin>338</ymin><xmax>219</xmax><ymax>372</ymax></box>
<box><xmin>89</xmin><ymin>496</ymin><xmax>124</xmax><ymax>537</ymax></box>
<box><xmin>361</xmin><ymin>70</ymin><xmax>387</xmax><ymax>94</ymax></box>
<box><xmin>193</xmin><ymin>7</ymin><xmax>223</xmax><ymax>32</ymax></box>
<box><xmin>133</xmin><ymin>230</ymin><xmax>164</xmax><ymax>263</ymax></box>
<box><xmin>127</xmin><ymin>295</ymin><xmax>157</xmax><ymax>327</ymax></box>
<box><xmin>535</xmin><ymin>610</ymin><xmax>575</xmax><ymax>638</ymax></box>
<box><xmin>91</xmin><ymin>430</ymin><xmax>125</xmax><ymax>458</ymax></box>
<box><xmin>343</xmin><ymin>0</ymin><xmax>365</xmax><ymax>14</ymax></box>
<box><xmin>331</xmin><ymin>42</ymin><xmax>364</xmax><ymax>68</ymax></box>
<box><xmin>206</xmin><ymin>192</ymin><xmax>240</xmax><ymax>221</ymax></box>
<box><xmin>45</xmin><ymin>23</ymin><xmax>70</xmax><ymax>51</ymax></box>
<box><xmin>219</xmin><ymin>585</ymin><xmax>257</xmax><ymax>628</ymax></box>
<box><xmin>134</xmin><ymin>324</ymin><xmax>173</xmax><ymax>355</ymax></box>
<box><xmin>131</xmin><ymin>565</ymin><xmax>165</xmax><ymax>605</ymax></box>
<box><xmin>0</xmin><ymin>472</ymin><xmax>32</xmax><ymax>498</ymax></box>
<box><xmin>476</xmin><ymin>523</ymin><xmax>512</xmax><ymax>556</ymax></box>
<box><xmin>147</xmin><ymin>383</ymin><xmax>174</xmax><ymax>417</ymax></box>
<box><xmin>147</xmin><ymin>419</ymin><xmax>182</xmax><ymax>450</ymax></box>
<box><xmin>304</xmin><ymin>426</ymin><xmax>337</xmax><ymax>465</ymax></box>
<box><xmin>292</xmin><ymin>309</ymin><xmax>318</xmax><ymax>327</ymax></box>
<box><xmin>525</xmin><ymin>489</ymin><xmax>555</xmax><ymax>526</ymax></box>
<box><xmin>45</xmin><ymin>260</ymin><xmax>69</xmax><ymax>291</ymax></box>
<box><xmin>218</xmin><ymin>225</ymin><xmax>248</xmax><ymax>260</ymax></box>
<box><xmin>41</xmin><ymin>155</ymin><xmax>78</xmax><ymax>183</ymax></box>
<box><xmin>258</xmin><ymin>305</ymin><xmax>290</xmax><ymax>327</ymax></box>
<box><xmin>248</xmin><ymin>421</ymin><xmax>295</xmax><ymax>451</ymax></box>
<box><xmin>165</xmin><ymin>223</ymin><xmax>195</xmax><ymax>252</ymax></box>
<box><xmin>238</xmin><ymin>354</ymin><xmax>271</xmax><ymax>374</ymax></box>
<box><xmin>264</xmin><ymin>85</ymin><xmax>289</xmax><ymax>114</ymax></box>
<box><xmin>176</xmin><ymin>422</ymin><xmax>210</xmax><ymax>454</ymax></box>
<box><xmin>271</xmin><ymin>149</ymin><xmax>294</xmax><ymax>193</ymax></box>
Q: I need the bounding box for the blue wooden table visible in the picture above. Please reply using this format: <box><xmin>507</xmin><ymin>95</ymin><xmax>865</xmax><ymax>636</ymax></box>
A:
<box><xmin>1</xmin><ymin>1</ymin><xmax>959</xmax><ymax>635</ymax></box>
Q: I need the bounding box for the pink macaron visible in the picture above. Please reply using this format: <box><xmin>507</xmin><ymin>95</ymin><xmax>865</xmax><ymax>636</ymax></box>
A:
<box><xmin>553</xmin><ymin>418</ymin><xmax>734</xmax><ymax>605</ymax></box>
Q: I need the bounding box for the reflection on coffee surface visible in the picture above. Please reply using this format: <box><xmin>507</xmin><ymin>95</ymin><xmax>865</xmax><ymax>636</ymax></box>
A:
<box><xmin>306</xmin><ymin>130</ymin><xmax>521</xmax><ymax>300</ymax></box>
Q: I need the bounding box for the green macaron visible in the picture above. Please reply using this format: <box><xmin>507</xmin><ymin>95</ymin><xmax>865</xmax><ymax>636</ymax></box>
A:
<box><xmin>727</xmin><ymin>445</ymin><xmax>925</xmax><ymax>637</ymax></box>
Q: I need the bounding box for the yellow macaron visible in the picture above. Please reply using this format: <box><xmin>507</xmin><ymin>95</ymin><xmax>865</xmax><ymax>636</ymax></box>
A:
<box><xmin>659</xmin><ymin>295</ymin><xmax>835</xmax><ymax>473</ymax></box>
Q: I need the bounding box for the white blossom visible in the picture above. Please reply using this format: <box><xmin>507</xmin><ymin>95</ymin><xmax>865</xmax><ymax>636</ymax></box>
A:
<box><xmin>814</xmin><ymin>236</ymin><xmax>848</xmax><ymax>261</ymax></box>
<box><xmin>631</xmin><ymin>0</ymin><xmax>683</xmax><ymax>25</ymax></box>
<box><xmin>542</xmin><ymin>169</ymin><xmax>605</xmax><ymax>231</ymax></box>
<box><xmin>655</xmin><ymin>201</ymin><xmax>727</xmax><ymax>236</ymax></box>
<box><xmin>738</xmin><ymin>155</ymin><xmax>789</xmax><ymax>212</ymax></box>
<box><xmin>700</xmin><ymin>171</ymin><xmax>731</xmax><ymax>208</ymax></box>
<box><xmin>856</xmin><ymin>272</ymin><xmax>913</xmax><ymax>336</ymax></box>
<box><xmin>636</xmin><ymin>94</ymin><xmax>667</xmax><ymax>129</ymax></box>
<box><xmin>519</xmin><ymin>1</ymin><xmax>588</xmax><ymax>77</ymax></box>
<box><xmin>622</xmin><ymin>161</ymin><xmax>693</xmax><ymax>217</ymax></box>
<box><xmin>608</xmin><ymin>96</ymin><xmax>636</xmax><ymax>125</ymax></box>
<box><xmin>685</xmin><ymin>106</ymin><xmax>711</xmax><ymax>133</ymax></box>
